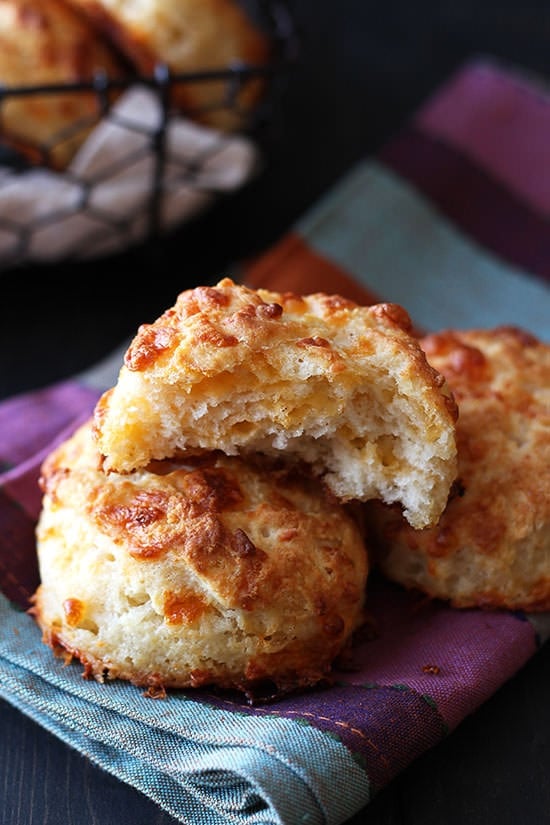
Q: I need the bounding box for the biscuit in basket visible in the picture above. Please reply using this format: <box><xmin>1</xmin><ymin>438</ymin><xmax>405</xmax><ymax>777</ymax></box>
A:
<box><xmin>366</xmin><ymin>326</ymin><xmax>550</xmax><ymax>611</ymax></box>
<box><xmin>66</xmin><ymin>0</ymin><xmax>271</xmax><ymax>131</ymax></box>
<box><xmin>93</xmin><ymin>278</ymin><xmax>458</xmax><ymax>530</ymax></box>
<box><xmin>31</xmin><ymin>420</ymin><xmax>369</xmax><ymax>696</ymax></box>
<box><xmin>0</xmin><ymin>0</ymin><xmax>128</xmax><ymax>169</ymax></box>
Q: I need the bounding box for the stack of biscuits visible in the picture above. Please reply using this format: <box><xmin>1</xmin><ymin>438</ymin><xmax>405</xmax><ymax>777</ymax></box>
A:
<box><xmin>32</xmin><ymin>279</ymin><xmax>550</xmax><ymax>698</ymax></box>
<box><xmin>31</xmin><ymin>278</ymin><xmax>460</xmax><ymax>698</ymax></box>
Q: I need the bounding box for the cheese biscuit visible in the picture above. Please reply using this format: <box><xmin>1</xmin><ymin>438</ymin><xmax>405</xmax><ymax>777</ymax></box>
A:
<box><xmin>368</xmin><ymin>326</ymin><xmax>550</xmax><ymax>611</ymax></box>
<box><xmin>32</xmin><ymin>420</ymin><xmax>369</xmax><ymax>696</ymax></box>
<box><xmin>93</xmin><ymin>278</ymin><xmax>458</xmax><ymax>530</ymax></box>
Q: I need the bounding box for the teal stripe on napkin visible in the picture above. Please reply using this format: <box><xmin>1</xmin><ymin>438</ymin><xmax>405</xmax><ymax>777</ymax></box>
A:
<box><xmin>295</xmin><ymin>161</ymin><xmax>550</xmax><ymax>340</ymax></box>
<box><xmin>0</xmin><ymin>592</ymin><xmax>370</xmax><ymax>825</ymax></box>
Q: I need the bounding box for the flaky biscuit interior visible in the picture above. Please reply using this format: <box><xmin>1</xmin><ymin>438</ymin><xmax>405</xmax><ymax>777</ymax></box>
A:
<box><xmin>94</xmin><ymin>278</ymin><xmax>458</xmax><ymax>530</ymax></box>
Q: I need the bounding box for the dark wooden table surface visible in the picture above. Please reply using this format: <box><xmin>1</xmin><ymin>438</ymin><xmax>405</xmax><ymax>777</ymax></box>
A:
<box><xmin>2</xmin><ymin>2</ymin><xmax>550</xmax><ymax>823</ymax></box>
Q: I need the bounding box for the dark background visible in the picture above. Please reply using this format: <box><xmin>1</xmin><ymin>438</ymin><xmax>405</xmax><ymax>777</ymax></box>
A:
<box><xmin>2</xmin><ymin>1</ymin><xmax>550</xmax><ymax>823</ymax></box>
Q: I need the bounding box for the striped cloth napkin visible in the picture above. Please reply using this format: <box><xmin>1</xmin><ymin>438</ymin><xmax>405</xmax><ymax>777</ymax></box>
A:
<box><xmin>1</xmin><ymin>57</ymin><xmax>549</xmax><ymax>825</ymax></box>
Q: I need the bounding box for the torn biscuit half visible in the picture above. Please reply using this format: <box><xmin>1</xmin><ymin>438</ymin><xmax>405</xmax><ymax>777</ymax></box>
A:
<box><xmin>93</xmin><ymin>278</ymin><xmax>458</xmax><ymax>529</ymax></box>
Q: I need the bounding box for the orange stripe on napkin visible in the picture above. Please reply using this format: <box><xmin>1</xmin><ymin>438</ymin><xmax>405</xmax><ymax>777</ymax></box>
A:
<box><xmin>242</xmin><ymin>232</ymin><xmax>381</xmax><ymax>306</ymax></box>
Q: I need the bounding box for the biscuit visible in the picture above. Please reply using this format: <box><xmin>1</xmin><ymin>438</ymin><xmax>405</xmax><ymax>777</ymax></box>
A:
<box><xmin>0</xmin><ymin>0</ymin><xmax>127</xmax><ymax>169</ymax></box>
<box><xmin>66</xmin><ymin>0</ymin><xmax>271</xmax><ymax>131</ymax></box>
<box><xmin>93</xmin><ymin>278</ymin><xmax>458</xmax><ymax>530</ymax></box>
<box><xmin>32</xmin><ymin>420</ymin><xmax>368</xmax><ymax>696</ymax></box>
<box><xmin>367</xmin><ymin>326</ymin><xmax>550</xmax><ymax>611</ymax></box>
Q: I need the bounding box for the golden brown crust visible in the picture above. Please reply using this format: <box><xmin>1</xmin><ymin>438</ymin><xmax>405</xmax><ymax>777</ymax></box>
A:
<box><xmin>33</xmin><ymin>420</ymin><xmax>368</xmax><ymax>695</ymax></box>
<box><xmin>93</xmin><ymin>278</ymin><xmax>458</xmax><ymax>530</ymax></box>
<box><xmin>0</xmin><ymin>0</ymin><xmax>128</xmax><ymax>168</ymax></box>
<box><xmin>66</xmin><ymin>0</ymin><xmax>271</xmax><ymax>131</ymax></box>
<box><xmin>367</xmin><ymin>326</ymin><xmax>550</xmax><ymax>612</ymax></box>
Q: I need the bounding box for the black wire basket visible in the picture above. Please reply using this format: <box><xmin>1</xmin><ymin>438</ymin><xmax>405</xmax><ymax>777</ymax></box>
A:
<box><xmin>0</xmin><ymin>0</ymin><xmax>297</xmax><ymax>268</ymax></box>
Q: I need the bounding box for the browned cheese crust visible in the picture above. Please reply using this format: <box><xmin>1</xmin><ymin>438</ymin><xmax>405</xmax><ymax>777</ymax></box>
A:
<box><xmin>65</xmin><ymin>0</ymin><xmax>271</xmax><ymax>131</ymax></box>
<box><xmin>367</xmin><ymin>326</ymin><xmax>550</xmax><ymax>611</ymax></box>
<box><xmin>93</xmin><ymin>278</ymin><xmax>458</xmax><ymax>530</ymax></box>
<box><xmin>32</xmin><ymin>420</ymin><xmax>369</xmax><ymax>696</ymax></box>
<box><xmin>0</xmin><ymin>0</ymin><xmax>128</xmax><ymax>168</ymax></box>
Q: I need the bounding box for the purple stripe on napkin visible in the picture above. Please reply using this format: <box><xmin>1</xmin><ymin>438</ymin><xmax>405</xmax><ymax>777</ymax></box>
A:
<box><xmin>0</xmin><ymin>381</ymin><xmax>99</xmax><ymax>606</ymax></box>
<box><xmin>380</xmin><ymin>128</ymin><xmax>550</xmax><ymax>283</ymax></box>
<box><xmin>0</xmin><ymin>489</ymin><xmax>40</xmax><ymax>607</ymax></box>
<box><xmin>415</xmin><ymin>59</ymin><xmax>550</xmax><ymax>215</ymax></box>
<box><xmin>338</xmin><ymin>580</ymin><xmax>537</xmax><ymax>731</ymax></box>
<box><xmin>0</xmin><ymin>382</ymin><xmax>99</xmax><ymax>471</ymax></box>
